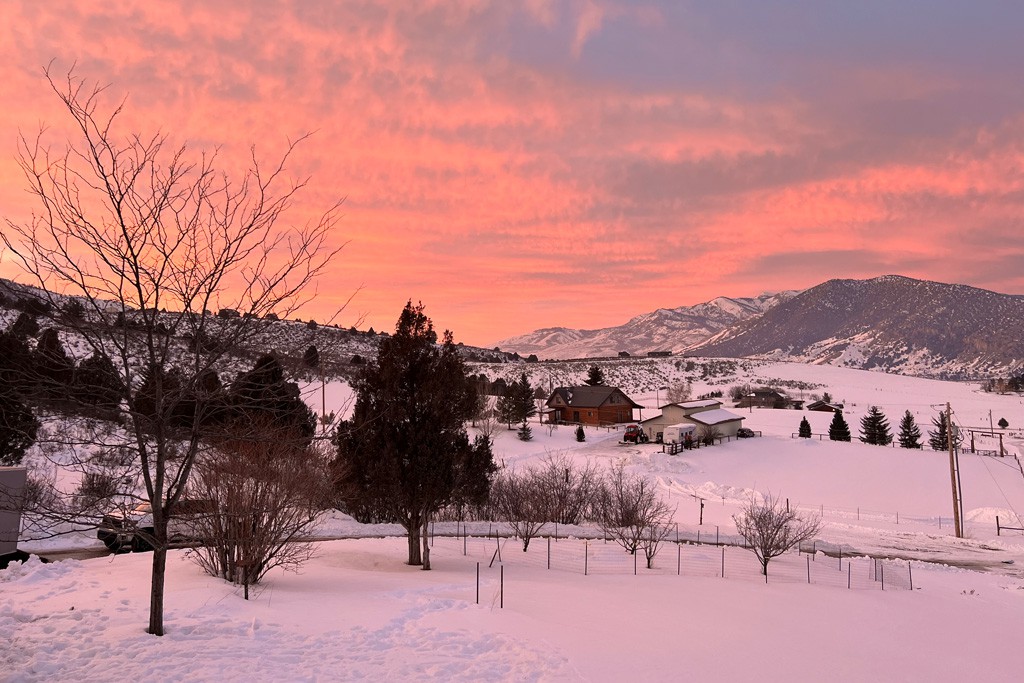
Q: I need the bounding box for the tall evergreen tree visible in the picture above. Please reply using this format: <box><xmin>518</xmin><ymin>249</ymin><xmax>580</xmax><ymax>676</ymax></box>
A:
<box><xmin>798</xmin><ymin>416</ymin><xmax>812</xmax><ymax>438</ymax></box>
<box><xmin>584</xmin><ymin>365</ymin><xmax>605</xmax><ymax>386</ymax></box>
<box><xmin>898</xmin><ymin>410</ymin><xmax>922</xmax><ymax>449</ymax></box>
<box><xmin>513</xmin><ymin>372</ymin><xmax>538</xmax><ymax>423</ymax></box>
<box><xmin>33</xmin><ymin>327</ymin><xmax>74</xmax><ymax>398</ymax></box>
<box><xmin>334</xmin><ymin>301</ymin><xmax>496</xmax><ymax>568</ymax></box>
<box><xmin>828</xmin><ymin>410</ymin><xmax>851</xmax><ymax>442</ymax></box>
<box><xmin>929</xmin><ymin>412</ymin><xmax>962</xmax><ymax>451</ymax></box>
<box><xmin>859</xmin><ymin>406</ymin><xmax>892</xmax><ymax>445</ymax></box>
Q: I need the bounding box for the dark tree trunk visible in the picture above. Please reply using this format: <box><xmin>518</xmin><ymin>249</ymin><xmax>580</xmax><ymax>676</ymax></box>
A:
<box><xmin>406</xmin><ymin>514</ymin><xmax>422</xmax><ymax>566</ymax></box>
<box><xmin>148</xmin><ymin>546</ymin><xmax>167</xmax><ymax>635</ymax></box>
<box><xmin>421</xmin><ymin>510</ymin><xmax>431</xmax><ymax>571</ymax></box>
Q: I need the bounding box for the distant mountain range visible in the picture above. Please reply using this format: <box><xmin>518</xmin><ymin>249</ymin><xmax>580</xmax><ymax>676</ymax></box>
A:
<box><xmin>498</xmin><ymin>275</ymin><xmax>1024</xmax><ymax>378</ymax></box>
<box><xmin>496</xmin><ymin>292</ymin><xmax>797</xmax><ymax>360</ymax></box>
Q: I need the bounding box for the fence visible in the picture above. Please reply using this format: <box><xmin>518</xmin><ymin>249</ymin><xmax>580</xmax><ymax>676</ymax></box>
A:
<box><xmin>442</xmin><ymin>531</ymin><xmax>912</xmax><ymax>591</ymax></box>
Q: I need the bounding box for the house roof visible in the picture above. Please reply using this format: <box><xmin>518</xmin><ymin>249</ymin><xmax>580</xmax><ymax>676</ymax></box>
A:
<box><xmin>546</xmin><ymin>386</ymin><xmax>643</xmax><ymax>409</ymax></box>
<box><xmin>676</xmin><ymin>399</ymin><xmax>722</xmax><ymax>410</ymax></box>
<box><xmin>686</xmin><ymin>408</ymin><xmax>744</xmax><ymax>426</ymax></box>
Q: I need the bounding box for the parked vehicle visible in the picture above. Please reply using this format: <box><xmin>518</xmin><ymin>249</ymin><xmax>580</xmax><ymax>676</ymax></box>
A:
<box><xmin>97</xmin><ymin>499</ymin><xmax>213</xmax><ymax>552</ymax></box>
<box><xmin>663</xmin><ymin>423</ymin><xmax>697</xmax><ymax>445</ymax></box>
<box><xmin>736</xmin><ymin>427</ymin><xmax>756</xmax><ymax>438</ymax></box>
<box><xmin>622</xmin><ymin>424</ymin><xmax>649</xmax><ymax>444</ymax></box>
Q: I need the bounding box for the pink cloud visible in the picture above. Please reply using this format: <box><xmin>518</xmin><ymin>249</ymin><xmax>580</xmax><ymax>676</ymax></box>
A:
<box><xmin>2</xmin><ymin>1</ymin><xmax>1023</xmax><ymax>344</ymax></box>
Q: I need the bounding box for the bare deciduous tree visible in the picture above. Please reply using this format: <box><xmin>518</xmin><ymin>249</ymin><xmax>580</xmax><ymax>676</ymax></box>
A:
<box><xmin>665</xmin><ymin>380</ymin><xmax>692</xmax><ymax>404</ymax></box>
<box><xmin>597</xmin><ymin>463</ymin><xmax>675</xmax><ymax>566</ymax></box>
<box><xmin>475</xmin><ymin>396</ymin><xmax>500</xmax><ymax>442</ymax></box>
<box><xmin>733</xmin><ymin>493</ymin><xmax>821</xmax><ymax>576</ymax></box>
<box><xmin>534</xmin><ymin>452</ymin><xmax>600</xmax><ymax>525</ymax></box>
<box><xmin>2</xmin><ymin>68</ymin><xmax>344</xmax><ymax>635</ymax></box>
<box><xmin>489</xmin><ymin>466</ymin><xmax>550</xmax><ymax>551</ymax></box>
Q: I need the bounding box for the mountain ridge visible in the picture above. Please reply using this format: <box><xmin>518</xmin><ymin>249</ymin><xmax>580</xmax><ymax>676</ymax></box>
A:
<box><xmin>498</xmin><ymin>275</ymin><xmax>1024</xmax><ymax>378</ymax></box>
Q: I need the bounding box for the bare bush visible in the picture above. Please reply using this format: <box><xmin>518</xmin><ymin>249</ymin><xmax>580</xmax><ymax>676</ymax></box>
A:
<box><xmin>698</xmin><ymin>424</ymin><xmax>722</xmax><ymax>446</ymax></box>
<box><xmin>187</xmin><ymin>423</ymin><xmax>332</xmax><ymax>588</ymax></box>
<box><xmin>733</xmin><ymin>493</ymin><xmax>821</xmax><ymax>576</ymax></box>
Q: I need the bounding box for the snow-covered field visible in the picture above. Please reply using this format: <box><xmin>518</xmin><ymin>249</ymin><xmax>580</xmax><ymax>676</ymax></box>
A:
<box><xmin>5</xmin><ymin>361</ymin><xmax>1024</xmax><ymax>681</ymax></box>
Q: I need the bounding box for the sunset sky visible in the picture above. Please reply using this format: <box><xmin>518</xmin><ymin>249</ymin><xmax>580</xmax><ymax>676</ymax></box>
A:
<box><xmin>2</xmin><ymin>1</ymin><xmax>1023</xmax><ymax>346</ymax></box>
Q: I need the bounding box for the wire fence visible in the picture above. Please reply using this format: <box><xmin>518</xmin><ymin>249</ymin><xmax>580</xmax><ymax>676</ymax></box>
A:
<box><xmin>440</xmin><ymin>532</ymin><xmax>913</xmax><ymax>591</ymax></box>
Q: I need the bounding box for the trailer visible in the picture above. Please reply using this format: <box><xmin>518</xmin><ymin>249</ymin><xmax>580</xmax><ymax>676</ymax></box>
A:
<box><xmin>1</xmin><ymin>467</ymin><xmax>28</xmax><ymax>568</ymax></box>
<box><xmin>663</xmin><ymin>423</ymin><xmax>697</xmax><ymax>445</ymax></box>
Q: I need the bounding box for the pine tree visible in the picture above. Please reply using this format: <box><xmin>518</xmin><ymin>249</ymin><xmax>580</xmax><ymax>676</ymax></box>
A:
<box><xmin>798</xmin><ymin>416</ymin><xmax>812</xmax><ymax>438</ymax></box>
<box><xmin>75</xmin><ymin>352</ymin><xmax>125</xmax><ymax>411</ymax></box>
<box><xmin>0</xmin><ymin>386</ymin><xmax>40</xmax><ymax>466</ymax></box>
<box><xmin>828</xmin><ymin>410</ymin><xmax>851</xmax><ymax>442</ymax></box>
<box><xmin>998</xmin><ymin>417</ymin><xmax>1009</xmax><ymax>429</ymax></box>
<box><xmin>333</xmin><ymin>301</ymin><xmax>496</xmax><ymax>567</ymax></box>
<box><xmin>584</xmin><ymin>365</ymin><xmax>605</xmax><ymax>386</ymax></box>
<box><xmin>513</xmin><ymin>372</ymin><xmax>537</xmax><ymax>423</ymax></box>
<box><xmin>517</xmin><ymin>421</ymin><xmax>533</xmax><ymax>441</ymax></box>
<box><xmin>302</xmin><ymin>345</ymin><xmax>320</xmax><ymax>370</ymax></box>
<box><xmin>33</xmin><ymin>327</ymin><xmax>74</xmax><ymax>399</ymax></box>
<box><xmin>576</xmin><ymin>424</ymin><xmax>586</xmax><ymax>442</ymax></box>
<box><xmin>229</xmin><ymin>354</ymin><xmax>316</xmax><ymax>442</ymax></box>
<box><xmin>929</xmin><ymin>412</ymin><xmax>961</xmax><ymax>451</ymax></box>
<box><xmin>497</xmin><ymin>391</ymin><xmax>517</xmax><ymax>429</ymax></box>
<box><xmin>898</xmin><ymin>410</ymin><xmax>922</xmax><ymax>449</ymax></box>
<box><xmin>859</xmin><ymin>406</ymin><xmax>892</xmax><ymax>445</ymax></box>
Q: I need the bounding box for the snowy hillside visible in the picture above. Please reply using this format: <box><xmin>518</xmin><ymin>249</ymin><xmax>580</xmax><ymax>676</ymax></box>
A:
<box><xmin>693</xmin><ymin>275</ymin><xmax>1024</xmax><ymax>379</ymax></box>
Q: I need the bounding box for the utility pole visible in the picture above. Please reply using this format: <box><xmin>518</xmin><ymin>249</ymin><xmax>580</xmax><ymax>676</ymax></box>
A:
<box><xmin>947</xmin><ymin>402</ymin><xmax>963</xmax><ymax>538</ymax></box>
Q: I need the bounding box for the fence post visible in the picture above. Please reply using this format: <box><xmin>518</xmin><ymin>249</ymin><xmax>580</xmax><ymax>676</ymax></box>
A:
<box><xmin>721</xmin><ymin>546</ymin><xmax>725</xmax><ymax>578</ymax></box>
<box><xmin>806</xmin><ymin>555</ymin><xmax>811</xmax><ymax>584</ymax></box>
<box><xmin>677</xmin><ymin>543</ymin><xmax>681</xmax><ymax>576</ymax></box>
<box><xmin>838</xmin><ymin>547</ymin><xmax>842</xmax><ymax>571</ymax></box>
<box><xmin>500</xmin><ymin>565</ymin><xmax>504</xmax><ymax>608</ymax></box>
<box><xmin>881</xmin><ymin>562</ymin><xmax>885</xmax><ymax>591</ymax></box>
<box><xmin>464</xmin><ymin>530</ymin><xmax>467</xmax><ymax>556</ymax></box>
<box><xmin>896</xmin><ymin>511</ymin><xmax>899</xmax><ymax>525</ymax></box>
<box><xmin>697</xmin><ymin>529</ymin><xmax>701</xmax><ymax>544</ymax></box>
<box><xmin>908</xmin><ymin>561</ymin><xmax>913</xmax><ymax>590</ymax></box>
<box><xmin>476</xmin><ymin>562</ymin><xmax>480</xmax><ymax>604</ymax></box>
<box><xmin>585</xmin><ymin>541</ymin><xmax>588</xmax><ymax>576</ymax></box>
<box><xmin>716</xmin><ymin>526</ymin><xmax>720</xmax><ymax>546</ymax></box>
<box><xmin>996</xmin><ymin>515</ymin><xmax>1001</xmax><ymax>536</ymax></box>
<box><xmin>634</xmin><ymin>549</ymin><xmax>638</xmax><ymax>575</ymax></box>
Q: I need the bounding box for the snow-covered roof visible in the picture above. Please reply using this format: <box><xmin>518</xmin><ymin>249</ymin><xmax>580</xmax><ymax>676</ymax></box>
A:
<box><xmin>677</xmin><ymin>399</ymin><xmax>722</xmax><ymax>409</ymax></box>
<box><xmin>686</xmin><ymin>408</ymin><xmax>744</xmax><ymax>426</ymax></box>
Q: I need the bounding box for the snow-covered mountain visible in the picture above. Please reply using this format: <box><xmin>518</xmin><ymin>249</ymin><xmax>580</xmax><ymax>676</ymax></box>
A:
<box><xmin>690</xmin><ymin>275</ymin><xmax>1024</xmax><ymax>378</ymax></box>
<box><xmin>497</xmin><ymin>292</ymin><xmax>797</xmax><ymax>359</ymax></box>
